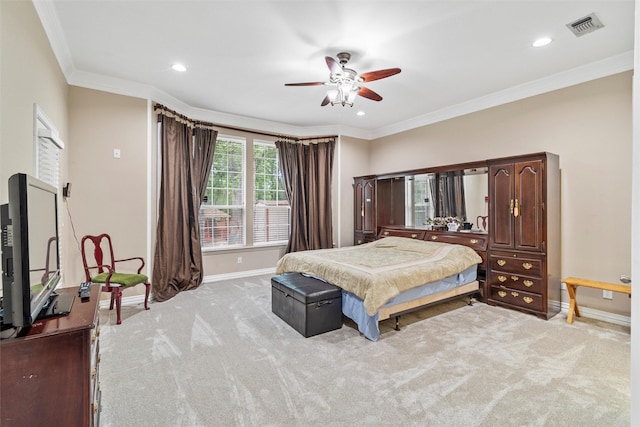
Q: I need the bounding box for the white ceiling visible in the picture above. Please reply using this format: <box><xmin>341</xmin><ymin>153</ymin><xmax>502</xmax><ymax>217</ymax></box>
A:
<box><xmin>34</xmin><ymin>0</ymin><xmax>635</xmax><ymax>139</ymax></box>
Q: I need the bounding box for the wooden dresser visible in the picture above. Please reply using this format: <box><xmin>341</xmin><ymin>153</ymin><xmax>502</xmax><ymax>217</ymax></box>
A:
<box><xmin>486</xmin><ymin>152</ymin><xmax>560</xmax><ymax>319</ymax></box>
<box><xmin>1</xmin><ymin>285</ymin><xmax>102</xmax><ymax>426</ymax></box>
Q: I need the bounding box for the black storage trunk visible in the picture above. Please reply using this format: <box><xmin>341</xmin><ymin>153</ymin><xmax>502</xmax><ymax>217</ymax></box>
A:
<box><xmin>271</xmin><ymin>273</ymin><xmax>342</xmax><ymax>337</ymax></box>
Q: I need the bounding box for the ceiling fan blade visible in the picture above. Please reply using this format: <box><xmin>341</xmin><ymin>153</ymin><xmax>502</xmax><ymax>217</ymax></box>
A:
<box><xmin>359</xmin><ymin>68</ymin><xmax>401</xmax><ymax>82</ymax></box>
<box><xmin>358</xmin><ymin>87</ymin><xmax>383</xmax><ymax>102</ymax></box>
<box><xmin>325</xmin><ymin>56</ymin><xmax>342</xmax><ymax>74</ymax></box>
<box><xmin>321</xmin><ymin>95</ymin><xmax>330</xmax><ymax>106</ymax></box>
<box><xmin>284</xmin><ymin>82</ymin><xmax>325</xmax><ymax>86</ymax></box>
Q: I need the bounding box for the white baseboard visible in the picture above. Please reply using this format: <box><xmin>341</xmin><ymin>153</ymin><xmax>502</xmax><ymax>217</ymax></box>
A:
<box><xmin>552</xmin><ymin>299</ymin><xmax>630</xmax><ymax>327</ymax></box>
<box><xmin>101</xmin><ymin>268</ymin><xmax>277</xmax><ymax>309</ymax></box>
<box><xmin>99</xmin><ymin>293</ymin><xmax>147</xmax><ymax>309</ymax></box>
<box><xmin>202</xmin><ymin>267</ymin><xmax>276</xmax><ymax>284</ymax></box>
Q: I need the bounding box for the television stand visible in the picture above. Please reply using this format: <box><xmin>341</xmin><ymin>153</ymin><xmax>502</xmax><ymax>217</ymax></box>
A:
<box><xmin>0</xmin><ymin>285</ymin><xmax>102</xmax><ymax>426</ymax></box>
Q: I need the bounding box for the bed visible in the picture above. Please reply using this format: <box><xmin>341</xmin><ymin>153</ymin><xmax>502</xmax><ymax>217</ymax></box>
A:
<box><xmin>275</xmin><ymin>236</ymin><xmax>482</xmax><ymax>341</ymax></box>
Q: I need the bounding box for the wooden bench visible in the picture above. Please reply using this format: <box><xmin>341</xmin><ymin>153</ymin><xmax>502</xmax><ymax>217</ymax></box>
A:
<box><xmin>562</xmin><ymin>277</ymin><xmax>631</xmax><ymax>324</ymax></box>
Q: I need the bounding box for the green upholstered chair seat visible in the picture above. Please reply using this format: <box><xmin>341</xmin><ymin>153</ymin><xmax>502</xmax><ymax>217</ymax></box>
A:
<box><xmin>91</xmin><ymin>272</ymin><xmax>148</xmax><ymax>287</ymax></box>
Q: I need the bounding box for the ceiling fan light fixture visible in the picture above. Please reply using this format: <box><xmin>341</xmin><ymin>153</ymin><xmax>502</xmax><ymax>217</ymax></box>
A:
<box><xmin>346</xmin><ymin>89</ymin><xmax>358</xmax><ymax>105</ymax></box>
<box><xmin>285</xmin><ymin>52</ymin><xmax>400</xmax><ymax>107</ymax></box>
<box><xmin>327</xmin><ymin>89</ymin><xmax>339</xmax><ymax>104</ymax></box>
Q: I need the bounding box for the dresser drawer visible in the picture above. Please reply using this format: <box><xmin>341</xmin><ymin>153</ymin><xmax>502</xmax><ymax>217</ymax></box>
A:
<box><xmin>488</xmin><ymin>271</ymin><xmax>543</xmax><ymax>294</ymax></box>
<box><xmin>489</xmin><ymin>251</ymin><xmax>543</xmax><ymax>276</ymax></box>
<box><xmin>354</xmin><ymin>232</ymin><xmax>375</xmax><ymax>245</ymax></box>
<box><xmin>425</xmin><ymin>231</ymin><xmax>488</xmax><ymax>252</ymax></box>
<box><xmin>90</xmin><ymin>296</ymin><xmax>101</xmax><ymax>427</ymax></box>
<box><xmin>378</xmin><ymin>228</ymin><xmax>426</xmax><ymax>240</ymax></box>
<box><xmin>489</xmin><ymin>285</ymin><xmax>544</xmax><ymax>312</ymax></box>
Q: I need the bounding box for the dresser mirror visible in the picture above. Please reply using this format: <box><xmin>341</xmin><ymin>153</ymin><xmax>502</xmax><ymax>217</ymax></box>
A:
<box><xmin>378</xmin><ymin>163</ymin><xmax>489</xmax><ymax>231</ymax></box>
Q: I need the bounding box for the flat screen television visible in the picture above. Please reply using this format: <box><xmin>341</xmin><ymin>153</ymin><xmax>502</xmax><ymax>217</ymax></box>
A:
<box><xmin>1</xmin><ymin>173</ymin><xmax>63</xmax><ymax>330</ymax></box>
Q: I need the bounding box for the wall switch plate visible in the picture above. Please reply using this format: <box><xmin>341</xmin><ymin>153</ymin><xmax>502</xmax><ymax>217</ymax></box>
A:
<box><xmin>561</xmin><ymin>283</ymin><xmax>566</xmax><ymax>290</ymax></box>
<box><xmin>603</xmin><ymin>290</ymin><xmax>613</xmax><ymax>300</ymax></box>
<box><xmin>113</xmin><ymin>148</ymin><xmax>121</xmax><ymax>158</ymax></box>
<box><xmin>237</xmin><ymin>256</ymin><xmax>242</xmax><ymax>264</ymax></box>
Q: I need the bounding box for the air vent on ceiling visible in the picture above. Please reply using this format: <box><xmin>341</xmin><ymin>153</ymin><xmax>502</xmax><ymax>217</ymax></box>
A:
<box><xmin>566</xmin><ymin>13</ymin><xmax>604</xmax><ymax>37</ymax></box>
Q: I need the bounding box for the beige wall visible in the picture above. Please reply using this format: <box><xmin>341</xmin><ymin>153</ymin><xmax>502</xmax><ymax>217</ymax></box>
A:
<box><xmin>0</xmin><ymin>1</ymin><xmax>69</xmax><ymax>199</ymax></box>
<box><xmin>369</xmin><ymin>72</ymin><xmax>633</xmax><ymax>316</ymax></box>
<box><xmin>66</xmin><ymin>87</ymin><xmax>149</xmax><ymax>287</ymax></box>
<box><xmin>335</xmin><ymin>135</ymin><xmax>370</xmax><ymax>248</ymax></box>
<box><xmin>0</xmin><ymin>0</ymin><xmax>70</xmax><ymax>284</ymax></box>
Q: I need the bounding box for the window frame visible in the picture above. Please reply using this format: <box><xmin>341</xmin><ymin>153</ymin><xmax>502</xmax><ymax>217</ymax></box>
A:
<box><xmin>34</xmin><ymin>104</ymin><xmax>64</xmax><ymax>188</ymax></box>
<box><xmin>200</xmin><ymin>134</ymin><xmax>247</xmax><ymax>250</ymax></box>
<box><xmin>252</xmin><ymin>140</ymin><xmax>290</xmax><ymax>246</ymax></box>
<box><xmin>199</xmin><ymin>134</ymin><xmax>290</xmax><ymax>252</ymax></box>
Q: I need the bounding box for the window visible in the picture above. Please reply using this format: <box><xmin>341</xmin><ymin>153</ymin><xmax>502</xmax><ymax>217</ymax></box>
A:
<box><xmin>253</xmin><ymin>141</ymin><xmax>289</xmax><ymax>244</ymax></box>
<box><xmin>34</xmin><ymin>105</ymin><xmax>64</xmax><ymax>188</ymax></box>
<box><xmin>200</xmin><ymin>136</ymin><xmax>245</xmax><ymax>248</ymax></box>
<box><xmin>198</xmin><ymin>136</ymin><xmax>290</xmax><ymax>249</ymax></box>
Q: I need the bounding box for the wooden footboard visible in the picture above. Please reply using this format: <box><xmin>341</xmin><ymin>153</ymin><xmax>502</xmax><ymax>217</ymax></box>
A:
<box><xmin>377</xmin><ymin>280</ymin><xmax>479</xmax><ymax>321</ymax></box>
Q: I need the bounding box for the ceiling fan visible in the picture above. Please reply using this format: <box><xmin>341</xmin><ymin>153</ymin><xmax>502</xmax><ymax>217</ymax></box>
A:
<box><xmin>285</xmin><ymin>52</ymin><xmax>401</xmax><ymax>107</ymax></box>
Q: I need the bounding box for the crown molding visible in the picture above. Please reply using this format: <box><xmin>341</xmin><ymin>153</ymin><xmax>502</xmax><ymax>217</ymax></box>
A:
<box><xmin>32</xmin><ymin>0</ymin><xmax>75</xmax><ymax>77</ymax></box>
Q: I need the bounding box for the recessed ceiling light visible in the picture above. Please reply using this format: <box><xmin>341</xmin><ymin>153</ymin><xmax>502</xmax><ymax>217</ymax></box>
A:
<box><xmin>532</xmin><ymin>37</ymin><xmax>552</xmax><ymax>47</ymax></box>
<box><xmin>356</xmin><ymin>111</ymin><xmax>366</xmax><ymax>116</ymax></box>
<box><xmin>171</xmin><ymin>63</ymin><xmax>187</xmax><ymax>72</ymax></box>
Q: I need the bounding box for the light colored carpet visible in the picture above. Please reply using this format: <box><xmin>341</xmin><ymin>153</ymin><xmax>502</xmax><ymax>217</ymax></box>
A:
<box><xmin>98</xmin><ymin>274</ymin><xmax>630</xmax><ymax>426</ymax></box>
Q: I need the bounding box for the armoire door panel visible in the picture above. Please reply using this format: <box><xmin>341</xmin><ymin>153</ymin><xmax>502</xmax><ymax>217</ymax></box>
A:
<box><xmin>362</xmin><ymin>181</ymin><xmax>375</xmax><ymax>233</ymax></box>
<box><xmin>354</xmin><ymin>176</ymin><xmax>377</xmax><ymax>243</ymax></box>
<box><xmin>489</xmin><ymin>164</ymin><xmax>514</xmax><ymax>248</ymax></box>
<box><xmin>354</xmin><ymin>181</ymin><xmax>365</xmax><ymax>232</ymax></box>
<box><xmin>515</xmin><ymin>160</ymin><xmax>544</xmax><ymax>251</ymax></box>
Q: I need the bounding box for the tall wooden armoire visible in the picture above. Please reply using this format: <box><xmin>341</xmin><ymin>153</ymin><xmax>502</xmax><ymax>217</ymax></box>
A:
<box><xmin>486</xmin><ymin>152</ymin><xmax>560</xmax><ymax>319</ymax></box>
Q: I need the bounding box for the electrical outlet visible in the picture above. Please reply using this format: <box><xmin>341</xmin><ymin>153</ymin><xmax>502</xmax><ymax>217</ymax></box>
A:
<box><xmin>237</xmin><ymin>256</ymin><xmax>242</xmax><ymax>264</ymax></box>
<box><xmin>603</xmin><ymin>290</ymin><xmax>613</xmax><ymax>300</ymax></box>
<box><xmin>561</xmin><ymin>282</ymin><xmax>566</xmax><ymax>290</ymax></box>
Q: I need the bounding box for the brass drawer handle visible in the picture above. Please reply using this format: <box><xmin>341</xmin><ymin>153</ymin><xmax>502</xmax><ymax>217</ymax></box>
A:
<box><xmin>511</xmin><ymin>276</ymin><xmax>519</xmax><ymax>281</ymax></box>
<box><xmin>470</xmin><ymin>239</ymin><xmax>478</xmax><ymax>244</ymax></box>
<box><xmin>497</xmin><ymin>259</ymin><xmax>506</xmax><ymax>266</ymax></box>
<box><xmin>523</xmin><ymin>280</ymin><xmax>533</xmax><ymax>287</ymax></box>
<box><xmin>411</xmin><ymin>233</ymin><xmax>417</xmax><ymax>238</ymax></box>
<box><xmin>357</xmin><ymin>240</ymin><xmax>362</xmax><ymax>244</ymax></box>
<box><xmin>498</xmin><ymin>291</ymin><xmax>507</xmax><ymax>298</ymax></box>
<box><xmin>91</xmin><ymin>367</ymin><xmax>97</xmax><ymax>379</ymax></box>
<box><xmin>522</xmin><ymin>262</ymin><xmax>533</xmax><ymax>270</ymax></box>
<box><xmin>431</xmin><ymin>236</ymin><xmax>438</xmax><ymax>240</ymax></box>
<box><xmin>523</xmin><ymin>297</ymin><xmax>533</xmax><ymax>304</ymax></box>
<box><xmin>498</xmin><ymin>275</ymin><xmax>507</xmax><ymax>282</ymax></box>
<box><xmin>511</xmin><ymin>291</ymin><xmax>519</xmax><ymax>297</ymax></box>
<box><xmin>383</xmin><ymin>231</ymin><xmax>389</xmax><ymax>236</ymax></box>
<box><xmin>91</xmin><ymin>331</ymin><xmax>97</xmax><ymax>344</ymax></box>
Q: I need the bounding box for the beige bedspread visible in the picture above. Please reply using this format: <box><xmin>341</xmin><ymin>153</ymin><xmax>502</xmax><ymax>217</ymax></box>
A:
<box><xmin>275</xmin><ymin>236</ymin><xmax>482</xmax><ymax>316</ymax></box>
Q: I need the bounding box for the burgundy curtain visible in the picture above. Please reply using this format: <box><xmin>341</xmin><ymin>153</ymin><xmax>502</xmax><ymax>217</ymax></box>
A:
<box><xmin>275</xmin><ymin>139</ymin><xmax>335</xmax><ymax>253</ymax></box>
<box><xmin>152</xmin><ymin>112</ymin><xmax>217</xmax><ymax>302</ymax></box>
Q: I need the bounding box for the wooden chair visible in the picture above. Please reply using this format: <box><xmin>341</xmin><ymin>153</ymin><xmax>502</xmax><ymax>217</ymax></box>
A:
<box><xmin>81</xmin><ymin>233</ymin><xmax>150</xmax><ymax>324</ymax></box>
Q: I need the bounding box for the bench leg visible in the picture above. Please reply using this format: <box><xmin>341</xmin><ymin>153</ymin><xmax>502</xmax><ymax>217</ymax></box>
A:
<box><xmin>566</xmin><ymin>284</ymin><xmax>581</xmax><ymax>324</ymax></box>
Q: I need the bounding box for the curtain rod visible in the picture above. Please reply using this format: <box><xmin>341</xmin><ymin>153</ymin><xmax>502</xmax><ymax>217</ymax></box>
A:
<box><xmin>154</xmin><ymin>103</ymin><xmax>337</xmax><ymax>142</ymax></box>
